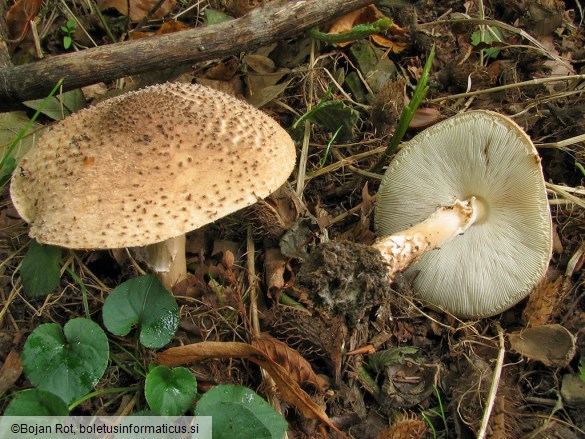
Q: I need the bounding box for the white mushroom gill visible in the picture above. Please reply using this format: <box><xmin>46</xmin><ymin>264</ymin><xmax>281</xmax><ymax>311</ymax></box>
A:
<box><xmin>374</xmin><ymin>111</ymin><xmax>552</xmax><ymax>318</ymax></box>
<box><xmin>372</xmin><ymin>197</ymin><xmax>482</xmax><ymax>274</ymax></box>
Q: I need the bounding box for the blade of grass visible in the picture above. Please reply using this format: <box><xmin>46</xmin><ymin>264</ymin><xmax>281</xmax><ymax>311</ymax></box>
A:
<box><xmin>68</xmin><ymin>386</ymin><xmax>139</xmax><ymax>411</ymax></box>
<box><xmin>370</xmin><ymin>45</ymin><xmax>435</xmax><ymax>174</ymax></box>
<box><xmin>320</xmin><ymin>125</ymin><xmax>343</xmax><ymax>167</ymax></box>
<box><xmin>65</xmin><ymin>267</ymin><xmax>91</xmax><ymax>320</ymax></box>
<box><xmin>421</xmin><ymin>411</ymin><xmax>437</xmax><ymax>439</ymax></box>
<box><xmin>292</xmin><ymin>87</ymin><xmax>333</xmax><ymax>130</ymax></box>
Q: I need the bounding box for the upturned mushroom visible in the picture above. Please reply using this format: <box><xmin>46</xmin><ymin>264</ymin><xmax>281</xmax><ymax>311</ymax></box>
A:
<box><xmin>10</xmin><ymin>82</ymin><xmax>296</xmax><ymax>290</ymax></box>
<box><xmin>374</xmin><ymin>110</ymin><xmax>552</xmax><ymax>318</ymax></box>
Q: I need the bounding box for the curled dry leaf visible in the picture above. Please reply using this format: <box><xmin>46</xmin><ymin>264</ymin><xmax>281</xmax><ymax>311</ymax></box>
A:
<box><xmin>129</xmin><ymin>20</ymin><xmax>188</xmax><ymax>39</ymax></box>
<box><xmin>508</xmin><ymin>324</ymin><xmax>576</xmax><ymax>367</ymax></box>
<box><xmin>252</xmin><ymin>334</ymin><xmax>329</xmax><ymax>392</ymax></box>
<box><xmin>327</xmin><ymin>4</ymin><xmax>407</xmax><ymax>51</ymax></box>
<box><xmin>6</xmin><ymin>0</ymin><xmax>42</xmax><ymax>42</ymax></box>
<box><xmin>97</xmin><ymin>0</ymin><xmax>176</xmax><ymax>21</ymax></box>
<box><xmin>264</xmin><ymin>247</ymin><xmax>294</xmax><ymax>295</ymax></box>
<box><xmin>539</xmin><ymin>35</ymin><xmax>574</xmax><ymax>92</ymax></box>
<box><xmin>0</xmin><ymin>350</ymin><xmax>23</xmax><ymax>397</ymax></box>
<box><xmin>242</xmin><ymin>186</ymin><xmax>301</xmax><ymax>239</ymax></box>
<box><xmin>158</xmin><ymin>341</ymin><xmax>349</xmax><ymax>438</ymax></box>
<box><xmin>409</xmin><ymin>108</ymin><xmax>442</xmax><ymax>129</ymax></box>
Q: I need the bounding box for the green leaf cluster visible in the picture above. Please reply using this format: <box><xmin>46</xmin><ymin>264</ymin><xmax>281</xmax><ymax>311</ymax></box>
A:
<box><xmin>470</xmin><ymin>26</ymin><xmax>505</xmax><ymax>59</ymax></box>
<box><xmin>60</xmin><ymin>19</ymin><xmax>76</xmax><ymax>50</ymax></box>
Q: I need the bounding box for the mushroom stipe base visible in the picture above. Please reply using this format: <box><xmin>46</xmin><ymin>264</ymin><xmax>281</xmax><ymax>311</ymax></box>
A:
<box><xmin>372</xmin><ymin>198</ymin><xmax>481</xmax><ymax>281</ymax></box>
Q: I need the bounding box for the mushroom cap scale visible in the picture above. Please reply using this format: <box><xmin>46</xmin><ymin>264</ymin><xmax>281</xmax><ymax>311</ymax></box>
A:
<box><xmin>10</xmin><ymin>82</ymin><xmax>296</xmax><ymax>249</ymax></box>
<box><xmin>375</xmin><ymin>110</ymin><xmax>552</xmax><ymax>318</ymax></box>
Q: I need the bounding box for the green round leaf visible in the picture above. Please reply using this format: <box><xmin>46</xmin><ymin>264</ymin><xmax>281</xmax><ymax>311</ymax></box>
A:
<box><xmin>195</xmin><ymin>384</ymin><xmax>288</xmax><ymax>439</ymax></box>
<box><xmin>22</xmin><ymin>318</ymin><xmax>109</xmax><ymax>404</ymax></box>
<box><xmin>20</xmin><ymin>240</ymin><xmax>62</xmax><ymax>297</ymax></box>
<box><xmin>145</xmin><ymin>366</ymin><xmax>196</xmax><ymax>416</ymax></box>
<box><xmin>3</xmin><ymin>389</ymin><xmax>69</xmax><ymax>415</ymax></box>
<box><xmin>102</xmin><ymin>275</ymin><xmax>179</xmax><ymax>348</ymax></box>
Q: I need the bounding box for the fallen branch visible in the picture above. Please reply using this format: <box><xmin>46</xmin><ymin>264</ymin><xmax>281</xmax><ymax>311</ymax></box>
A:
<box><xmin>0</xmin><ymin>0</ymin><xmax>382</xmax><ymax>111</ymax></box>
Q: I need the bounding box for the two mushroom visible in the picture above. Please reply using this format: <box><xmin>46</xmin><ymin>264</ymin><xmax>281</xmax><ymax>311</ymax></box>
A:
<box><xmin>10</xmin><ymin>82</ymin><xmax>551</xmax><ymax>319</ymax></box>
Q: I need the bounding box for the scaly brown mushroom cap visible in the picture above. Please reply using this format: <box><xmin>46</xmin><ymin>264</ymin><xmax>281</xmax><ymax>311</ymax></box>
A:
<box><xmin>10</xmin><ymin>82</ymin><xmax>296</xmax><ymax>250</ymax></box>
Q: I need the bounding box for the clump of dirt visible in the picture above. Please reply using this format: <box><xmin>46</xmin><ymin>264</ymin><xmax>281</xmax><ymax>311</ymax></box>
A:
<box><xmin>297</xmin><ymin>241</ymin><xmax>391</xmax><ymax>324</ymax></box>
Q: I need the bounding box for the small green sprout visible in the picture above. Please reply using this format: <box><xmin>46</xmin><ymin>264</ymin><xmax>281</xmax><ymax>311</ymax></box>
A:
<box><xmin>60</xmin><ymin>19</ymin><xmax>76</xmax><ymax>49</ymax></box>
<box><xmin>471</xmin><ymin>26</ymin><xmax>504</xmax><ymax>59</ymax></box>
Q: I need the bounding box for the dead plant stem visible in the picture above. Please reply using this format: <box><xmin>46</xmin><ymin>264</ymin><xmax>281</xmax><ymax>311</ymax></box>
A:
<box><xmin>477</xmin><ymin>323</ymin><xmax>505</xmax><ymax>439</ymax></box>
<box><xmin>306</xmin><ymin>145</ymin><xmax>387</xmax><ymax>180</ymax></box>
<box><xmin>0</xmin><ymin>283</ymin><xmax>20</xmax><ymax>329</ymax></box>
<box><xmin>421</xmin><ymin>18</ymin><xmax>568</xmax><ymax>67</ymax></box>
<box><xmin>428</xmin><ymin>74</ymin><xmax>585</xmax><ymax>103</ymax></box>
<box><xmin>477</xmin><ymin>0</ymin><xmax>486</xmax><ymax>66</ymax></box>
<box><xmin>246</xmin><ymin>226</ymin><xmax>287</xmax><ymax>438</ymax></box>
<box><xmin>537</xmin><ymin>133</ymin><xmax>585</xmax><ymax>149</ymax></box>
<box><xmin>295</xmin><ymin>38</ymin><xmax>316</xmax><ymax>197</ymax></box>
<box><xmin>246</xmin><ymin>225</ymin><xmax>260</xmax><ymax>336</ymax></box>
<box><xmin>546</xmin><ymin>183</ymin><xmax>585</xmax><ymax>209</ymax></box>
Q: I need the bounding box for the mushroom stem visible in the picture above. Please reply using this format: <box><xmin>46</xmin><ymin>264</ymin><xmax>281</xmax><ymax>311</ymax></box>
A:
<box><xmin>143</xmin><ymin>235</ymin><xmax>188</xmax><ymax>291</ymax></box>
<box><xmin>372</xmin><ymin>198</ymin><xmax>481</xmax><ymax>280</ymax></box>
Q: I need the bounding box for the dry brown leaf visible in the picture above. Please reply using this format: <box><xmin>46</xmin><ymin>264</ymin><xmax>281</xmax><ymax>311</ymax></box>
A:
<box><xmin>129</xmin><ymin>19</ymin><xmax>187</xmax><ymax>39</ymax></box>
<box><xmin>203</xmin><ymin>58</ymin><xmax>240</xmax><ymax>82</ymax></box>
<box><xmin>370</xmin><ymin>34</ymin><xmax>408</xmax><ymax>53</ymax></box>
<box><xmin>328</xmin><ymin>7</ymin><xmax>368</xmax><ymax>36</ymax></box>
<box><xmin>158</xmin><ymin>341</ymin><xmax>348</xmax><ymax>438</ymax></box>
<box><xmin>327</xmin><ymin>4</ymin><xmax>406</xmax><ymax>50</ymax></box>
<box><xmin>252</xmin><ymin>333</ymin><xmax>329</xmax><ymax>392</ymax></box>
<box><xmin>508</xmin><ymin>324</ymin><xmax>576</xmax><ymax>367</ymax></box>
<box><xmin>0</xmin><ymin>350</ymin><xmax>23</xmax><ymax>397</ymax></box>
<box><xmin>6</xmin><ymin>0</ymin><xmax>42</xmax><ymax>41</ymax></box>
<box><xmin>409</xmin><ymin>108</ymin><xmax>442</xmax><ymax>129</ymax></box>
<box><xmin>97</xmin><ymin>0</ymin><xmax>176</xmax><ymax>21</ymax></box>
<box><xmin>264</xmin><ymin>247</ymin><xmax>294</xmax><ymax>294</ymax></box>
<box><xmin>349</xmin><ymin>183</ymin><xmax>375</xmax><ymax>243</ymax></box>
<box><xmin>539</xmin><ymin>35</ymin><xmax>574</xmax><ymax>92</ymax></box>
<box><xmin>241</xmin><ymin>186</ymin><xmax>300</xmax><ymax>239</ymax></box>
<box><xmin>244</xmin><ymin>54</ymin><xmax>276</xmax><ymax>74</ymax></box>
